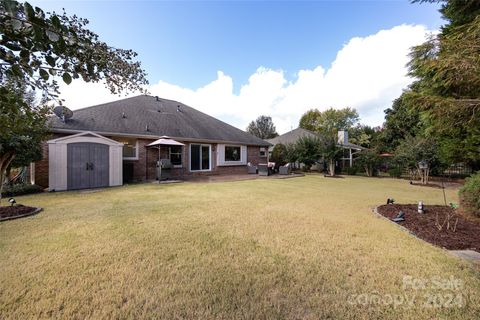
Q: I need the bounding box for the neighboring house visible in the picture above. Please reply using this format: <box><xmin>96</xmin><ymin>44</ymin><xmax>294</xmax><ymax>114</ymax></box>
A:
<box><xmin>32</xmin><ymin>95</ymin><xmax>271</xmax><ymax>191</ymax></box>
<box><xmin>267</xmin><ymin>127</ymin><xmax>364</xmax><ymax>169</ymax></box>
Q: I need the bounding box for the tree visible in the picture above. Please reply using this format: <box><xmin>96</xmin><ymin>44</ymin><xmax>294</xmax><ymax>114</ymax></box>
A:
<box><xmin>349</xmin><ymin>124</ymin><xmax>381</xmax><ymax>149</ymax></box>
<box><xmin>356</xmin><ymin>149</ymin><xmax>382</xmax><ymax>177</ymax></box>
<box><xmin>0</xmin><ymin>83</ymin><xmax>49</xmax><ymax>202</ymax></box>
<box><xmin>246</xmin><ymin>115</ymin><xmax>278</xmax><ymax>139</ymax></box>
<box><xmin>380</xmin><ymin>92</ymin><xmax>423</xmax><ymax>152</ymax></box>
<box><xmin>299</xmin><ymin>107</ymin><xmax>359</xmax><ymax>133</ymax></box>
<box><xmin>284</xmin><ymin>143</ymin><xmax>299</xmax><ymax>165</ymax></box>
<box><xmin>405</xmin><ymin>0</ymin><xmax>480</xmax><ymax>166</ymax></box>
<box><xmin>294</xmin><ymin>136</ymin><xmax>322</xmax><ymax>171</ymax></box>
<box><xmin>318</xmin><ymin>133</ymin><xmax>342</xmax><ymax>176</ymax></box>
<box><xmin>0</xmin><ymin>1</ymin><xmax>149</xmax><ymax>201</ymax></box>
<box><xmin>0</xmin><ymin>1</ymin><xmax>148</xmax><ymax>99</ymax></box>
<box><xmin>393</xmin><ymin>136</ymin><xmax>441</xmax><ymax>184</ymax></box>
<box><xmin>270</xmin><ymin>143</ymin><xmax>287</xmax><ymax>169</ymax></box>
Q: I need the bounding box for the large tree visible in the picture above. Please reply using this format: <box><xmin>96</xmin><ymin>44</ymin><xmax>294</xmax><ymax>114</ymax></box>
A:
<box><xmin>299</xmin><ymin>107</ymin><xmax>359</xmax><ymax>133</ymax></box>
<box><xmin>246</xmin><ymin>115</ymin><xmax>278</xmax><ymax>139</ymax></box>
<box><xmin>406</xmin><ymin>0</ymin><xmax>480</xmax><ymax>166</ymax></box>
<box><xmin>0</xmin><ymin>1</ymin><xmax>148</xmax><ymax>98</ymax></box>
<box><xmin>0</xmin><ymin>82</ymin><xmax>49</xmax><ymax>201</ymax></box>
<box><xmin>0</xmin><ymin>1</ymin><xmax>148</xmax><ymax>200</ymax></box>
<box><xmin>380</xmin><ymin>92</ymin><xmax>423</xmax><ymax>152</ymax></box>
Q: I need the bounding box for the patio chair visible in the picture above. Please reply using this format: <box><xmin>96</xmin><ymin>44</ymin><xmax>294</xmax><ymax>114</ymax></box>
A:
<box><xmin>258</xmin><ymin>164</ymin><xmax>269</xmax><ymax>176</ymax></box>
<box><xmin>279</xmin><ymin>163</ymin><xmax>291</xmax><ymax>175</ymax></box>
<box><xmin>247</xmin><ymin>163</ymin><xmax>257</xmax><ymax>174</ymax></box>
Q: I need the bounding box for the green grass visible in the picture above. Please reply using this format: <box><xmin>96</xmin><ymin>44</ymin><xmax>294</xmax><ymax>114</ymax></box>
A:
<box><xmin>1</xmin><ymin>175</ymin><xmax>479</xmax><ymax>319</ymax></box>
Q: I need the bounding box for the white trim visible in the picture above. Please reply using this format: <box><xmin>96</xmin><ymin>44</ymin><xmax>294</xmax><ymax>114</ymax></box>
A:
<box><xmin>189</xmin><ymin>143</ymin><xmax>212</xmax><ymax>172</ymax></box>
<box><xmin>119</xmin><ymin>139</ymin><xmax>139</xmax><ymax>160</ymax></box>
<box><xmin>47</xmin><ymin>131</ymin><xmax>123</xmax><ymax>146</ymax></box>
<box><xmin>30</xmin><ymin>162</ymin><xmax>35</xmax><ymax>185</ymax></box>
<box><xmin>217</xmin><ymin>144</ymin><xmax>247</xmax><ymax>166</ymax></box>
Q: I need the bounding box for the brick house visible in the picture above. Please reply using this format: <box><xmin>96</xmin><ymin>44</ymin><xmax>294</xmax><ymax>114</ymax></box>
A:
<box><xmin>32</xmin><ymin>95</ymin><xmax>271</xmax><ymax>191</ymax></box>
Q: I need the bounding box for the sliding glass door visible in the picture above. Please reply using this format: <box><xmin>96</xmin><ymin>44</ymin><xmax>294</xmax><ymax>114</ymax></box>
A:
<box><xmin>190</xmin><ymin>144</ymin><xmax>211</xmax><ymax>171</ymax></box>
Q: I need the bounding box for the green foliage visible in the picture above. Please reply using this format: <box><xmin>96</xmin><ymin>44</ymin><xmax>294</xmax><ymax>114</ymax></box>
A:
<box><xmin>393</xmin><ymin>135</ymin><xmax>441</xmax><ymax>181</ymax></box>
<box><xmin>294</xmin><ymin>136</ymin><xmax>322</xmax><ymax>170</ymax></box>
<box><xmin>405</xmin><ymin>1</ymin><xmax>480</xmax><ymax>165</ymax></box>
<box><xmin>388</xmin><ymin>166</ymin><xmax>404</xmax><ymax>178</ymax></box>
<box><xmin>356</xmin><ymin>149</ymin><xmax>382</xmax><ymax>177</ymax></box>
<box><xmin>459</xmin><ymin>172</ymin><xmax>480</xmax><ymax>217</ymax></box>
<box><xmin>0</xmin><ymin>1</ymin><xmax>148</xmax><ymax>100</ymax></box>
<box><xmin>349</xmin><ymin>124</ymin><xmax>382</xmax><ymax>149</ymax></box>
<box><xmin>284</xmin><ymin>143</ymin><xmax>299</xmax><ymax>164</ymax></box>
<box><xmin>381</xmin><ymin>93</ymin><xmax>423</xmax><ymax>152</ymax></box>
<box><xmin>299</xmin><ymin>107</ymin><xmax>359</xmax><ymax>133</ymax></box>
<box><xmin>246</xmin><ymin>115</ymin><xmax>278</xmax><ymax>139</ymax></box>
<box><xmin>270</xmin><ymin>143</ymin><xmax>287</xmax><ymax>166</ymax></box>
<box><xmin>345</xmin><ymin>166</ymin><xmax>358</xmax><ymax>176</ymax></box>
<box><xmin>0</xmin><ymin>82</ymin><xmax>49</xmax><ymax>200</ymax></box>
<box><xmin>1</xmin><ymin>183</ymin><xmax>43</xmax><ymax>197</ymax></box>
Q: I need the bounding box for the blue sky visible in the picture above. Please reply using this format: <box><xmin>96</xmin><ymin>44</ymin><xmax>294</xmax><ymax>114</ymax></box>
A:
<box><xmin>34</xmin><ymin>0</ymin><xmax>443</xmax><ymax>132</ymax></box>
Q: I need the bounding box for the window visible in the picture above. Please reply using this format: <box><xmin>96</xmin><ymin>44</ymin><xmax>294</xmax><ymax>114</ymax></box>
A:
<box><xmin>190</xmin><ymin>144</ymin><xmax>211</xmax><ymax>171</ymax></box>
<box><xmin>225</xmin><ymin>146</ymin><xmax>241</xmax><ymax>162</ymax></box>
<box><xmin>115</xmin><ymin>137</ymin><xmax>137</xmax><ymax>159</ymax></box>
<box><xmin>169</xmin><ymin>146</ymin><xmax>182</xmax><ymax>167</ymax></box>
<box><xmin>260</xmin><ymin>147</ymin><xmax>267</xmax><ymax>157</ymax></box>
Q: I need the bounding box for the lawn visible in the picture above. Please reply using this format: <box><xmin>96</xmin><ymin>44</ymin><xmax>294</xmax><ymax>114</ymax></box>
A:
<box><xmin>1</xmin><ymin>175</ymin><xmax>479</xmax><ymax>319</ymax></box>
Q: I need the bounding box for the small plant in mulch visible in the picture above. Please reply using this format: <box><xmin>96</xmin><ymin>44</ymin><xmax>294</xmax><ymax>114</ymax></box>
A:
<box><xmin>0</xmin><ymin>198</ymin><xmax>41</xmax><ymax>221</ymax></box>
<box><xmin>377</xmin><ymin>204</ymin><xmax>480</xmax><ymax>252</ymax></box>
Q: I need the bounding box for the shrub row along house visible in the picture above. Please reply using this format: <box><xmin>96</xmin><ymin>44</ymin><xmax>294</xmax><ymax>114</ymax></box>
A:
<box><xmin>31</xmin><ymin>95</ymin><xmax>271</xmax><ymax>191</ymax></box>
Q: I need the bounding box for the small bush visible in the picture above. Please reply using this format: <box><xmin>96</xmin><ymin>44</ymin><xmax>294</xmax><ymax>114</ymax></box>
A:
<box><xmin>345</xmin><ymin>166</ymin><xmax>358</xmax><ymax>175</ymax></box>
<box><xmin>459</xmin><ymin>172</ymin><xmax>480</xmax><ymax>217</ymax></box>
<box><xmin>1</xmin><ymin>184</ymin><xmax>44</xmax><ymax>197</ymax></box>
<box><xmin>388</xmin><ymin>167</ymin><xmax>403</xmax><ymax>178</ymax></box>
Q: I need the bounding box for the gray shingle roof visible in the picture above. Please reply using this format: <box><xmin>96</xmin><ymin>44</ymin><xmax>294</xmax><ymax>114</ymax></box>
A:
<box><xmin>267</xmin><ymin>127</ymin><xmax>364</xmax><ymax>150</ymax></box>
<box><xmin>49</xmin><ymin>95</ymin><xmax>270</xmax><ymax>146</ymax></box>
<box><xmin>267</xmin><ymin>127</ymin><xmax>319</xmax><ymax>146</ymax></box>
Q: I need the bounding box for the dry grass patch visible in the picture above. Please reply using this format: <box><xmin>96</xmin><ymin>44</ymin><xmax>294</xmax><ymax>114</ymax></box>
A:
<box><xmin>1</xmin><ymin>176</ymin><xmax>479</xmax><ymax>319</ymax></box>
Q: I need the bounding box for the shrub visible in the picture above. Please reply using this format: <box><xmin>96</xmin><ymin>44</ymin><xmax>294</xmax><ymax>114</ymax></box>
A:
<box><xmin>345</xmin><ymin>166</ymin><xmax>358</xmax><ymax>175</ymax></box>
<box><xmin>388</xmin><ymin>167</ymin><xmax>403</xmax><ymax>178</ymax></box>
<box><xmin>271</xmin><ymin>144</ymin><xmax>287</xmax><ymax>167</ymax></box>
<box><xmin>459</xmin><ymin>172</ymin><xmax>480</xmax><ymax>217</ymax></box>
<box><xmin>1</xmin><ymin>184</ymin><xmax>44</xmax><ymax>197</ymax></box>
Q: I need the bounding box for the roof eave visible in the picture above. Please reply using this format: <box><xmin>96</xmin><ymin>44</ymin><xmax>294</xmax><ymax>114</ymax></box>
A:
<box><xmin>50</xmin><ymin>128</ymin><xmax>271</xmax><ymax>147</ymax></box>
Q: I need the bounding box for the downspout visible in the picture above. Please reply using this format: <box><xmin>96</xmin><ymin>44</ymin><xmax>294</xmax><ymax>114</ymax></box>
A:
<box><xmin>145</xmin><ymin>145</ymin><xmax>148</xmax><ymax>180</ymax></box>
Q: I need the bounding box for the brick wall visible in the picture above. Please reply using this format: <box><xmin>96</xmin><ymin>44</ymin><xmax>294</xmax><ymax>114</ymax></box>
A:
<box><xmin>34</xmin><ymin>141</ymin><xmax>49</xmax><ymax>188</ymax></box>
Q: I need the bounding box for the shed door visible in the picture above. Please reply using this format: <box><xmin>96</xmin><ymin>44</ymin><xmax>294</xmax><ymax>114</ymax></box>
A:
<box><xmin>67</xmin><ymin>143</ymin><xmax>109</xmax><ymax>190</ymax></box>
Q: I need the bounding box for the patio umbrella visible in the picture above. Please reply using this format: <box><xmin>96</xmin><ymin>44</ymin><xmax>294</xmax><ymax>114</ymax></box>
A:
<box><xmin>147</xmin><ymin>136</ymin><xmax>185</xmax><ymax>147</ymax></box>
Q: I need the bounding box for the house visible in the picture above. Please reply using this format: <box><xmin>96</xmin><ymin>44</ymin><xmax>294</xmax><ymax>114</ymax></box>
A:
<box><xmin>267</xmin><ymin>127</ymin><xmax>364</xmax><ymax>169</ymax></box>
<box><xmin>32</xmin><ymin>95</ymin><xmax>271</xmax><ymax>191</ymax></box>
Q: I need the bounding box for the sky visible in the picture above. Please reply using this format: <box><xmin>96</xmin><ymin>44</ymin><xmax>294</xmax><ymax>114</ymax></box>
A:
<box><xmin>33</xmin><ymin>0</ymin><xmax>444</xmax><ymax>133</ymax></box>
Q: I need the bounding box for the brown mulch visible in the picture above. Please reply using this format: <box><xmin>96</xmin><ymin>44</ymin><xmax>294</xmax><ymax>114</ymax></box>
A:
<box><xmin>0</xmin><ymin>205</ymin><xmax>39</xmax><ymax>220</ymax></box>
<box><xmin>377</xmin><ymin>204</ymin><xmax>480</xmax><ymax>252</ymax></box>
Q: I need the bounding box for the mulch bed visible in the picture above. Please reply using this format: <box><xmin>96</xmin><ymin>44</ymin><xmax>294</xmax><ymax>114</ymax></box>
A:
<box><xmin>377</xmin><ymin>204</ymin><xmax>480</xmax><ymax>252</ymax></box>
<box><xmin>0</xmin><ymin>205</ymin><xmax>41</xmax><ymax>221</ymax></box>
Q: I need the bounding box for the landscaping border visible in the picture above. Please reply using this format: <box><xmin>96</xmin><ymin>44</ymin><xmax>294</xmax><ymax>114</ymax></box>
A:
<box><xmin>0</xmin><ymin>207</ymin><xmax>43</xmax><ymax>222</ymax></box>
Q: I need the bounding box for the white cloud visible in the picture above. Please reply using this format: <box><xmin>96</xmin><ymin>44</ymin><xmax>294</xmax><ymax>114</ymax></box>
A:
<box><xmin>57</xmin><ymin>24</ymin><xmax>430</xmax><ymax>134</ymax></box>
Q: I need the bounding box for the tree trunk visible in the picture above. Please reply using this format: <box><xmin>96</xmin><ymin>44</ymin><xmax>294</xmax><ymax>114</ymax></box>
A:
<box><xmin>0</xmin><ymin>153</ymin><xmax>16</xmax><ymax>205</ymax></box>
<box><xmin>328</xmin><ymin>159</ymin><xmax>335</xmax><ymax>176</ymax></box>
